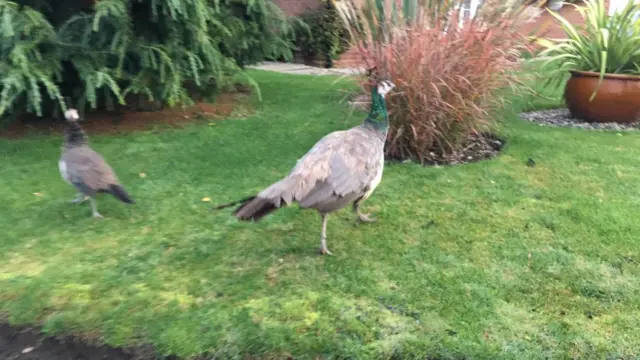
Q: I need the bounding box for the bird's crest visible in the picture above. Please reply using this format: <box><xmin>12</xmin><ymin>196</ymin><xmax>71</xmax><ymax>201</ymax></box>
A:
<box><xmin>367</xmin><ymin>66</ymin><xmax>378</xmax><ymax>79</ymax></box>
<box><xmin>367</xmin><ymin>66</ymin><xmax>395</xmax><ymax>98</ymax></box>
<box><xmin>376</xmin><ymin>80</ymin><xmax>395</xmax><ymax>98</ymax></box>
<box><xmin>64</xmin><ymin>108</ymin><xmax>80</xmax><ymax>122</ymax></box>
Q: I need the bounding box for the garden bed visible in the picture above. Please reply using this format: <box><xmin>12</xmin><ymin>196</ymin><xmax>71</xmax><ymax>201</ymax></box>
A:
<box><xmin>388</xmin><ymin>132</ymin><xmax>505</xmax><ymax>166</ymax></box>
<box><xmin>0</xmin><ymin>92</ymin><xmax>251</xmax><ymax>139</ymax></box>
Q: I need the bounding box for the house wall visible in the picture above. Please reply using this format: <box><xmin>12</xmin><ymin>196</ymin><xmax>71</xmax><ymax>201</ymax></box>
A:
<box><xmin>609</xmin><ymin>0</ymin><xmax>637</xmax><ymax>14</ymax></box>
<box><xmin>518</xmin><ymin>0</ymin><xmax>611</xmax><ymax>39</ymax></box>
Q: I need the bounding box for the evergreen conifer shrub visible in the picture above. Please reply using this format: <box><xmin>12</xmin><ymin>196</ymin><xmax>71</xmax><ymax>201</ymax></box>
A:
<box><xmin>0</xmin><ymin>0</ymin><xmax>296</xmax><ymax>121</ymax></box>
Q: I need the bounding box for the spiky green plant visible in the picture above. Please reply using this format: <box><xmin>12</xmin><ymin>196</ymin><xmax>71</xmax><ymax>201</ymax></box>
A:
<box><xmin>0</xmin><ymin>0</ymin><xmax>296</xmax><ymax>122</ymax></box>
<box><xmin>534</xmin><ymin>0</ymin><xmax>640</xmax><ymax>100</ymax></box>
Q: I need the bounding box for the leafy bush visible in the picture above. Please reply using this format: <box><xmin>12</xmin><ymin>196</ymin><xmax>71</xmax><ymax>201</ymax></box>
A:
<box><xmin>0</xmin><ymin>0</ymin><xmax>296</xmax><ymax>121</ymax></box>
<box><xmin>293</xmin><ymin>0</ymin><xmax>350</xmax><ymax>68</ymax></box>
<box><xmin>336</xmin><ymin>0</ymin><xmax>532</xmax><ymax>162</ymax></box>
<box><xmin>534</xmin><ymin>0</ymin><xmax>640</xmax><ymax>99</ymax></box>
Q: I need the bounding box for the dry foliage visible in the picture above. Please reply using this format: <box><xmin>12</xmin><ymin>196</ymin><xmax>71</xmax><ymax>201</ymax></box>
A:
<box><xmin>336</xmin><ymin>0</ymin><xmax>534</xmax><ymax>162</ymax></box>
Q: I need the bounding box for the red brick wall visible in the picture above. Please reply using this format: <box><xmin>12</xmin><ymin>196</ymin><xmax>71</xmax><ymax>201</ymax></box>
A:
<box><xmin>272</xmin><ymin>0</ymin><xmax>323</xmax><ymax>17</ymax></box>
<box><xmin>334</xmin><ymin>47</ymin><xmax>365</xmax><ymax>68</ymax></box>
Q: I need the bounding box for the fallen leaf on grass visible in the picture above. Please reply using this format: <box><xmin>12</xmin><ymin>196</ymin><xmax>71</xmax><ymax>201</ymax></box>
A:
<box><xmin>201</xmin><ymin>197</ymin><xmax>211</xmax><ymax>202</ymax></box>
<box><xmin>139</xmin><ymin>173</ymin><xmax>147</xmax><ymax>178</ymax></box>
<box><xmin>33</xmin><ymin>192</ymin><xmax>43</xmax><ymax>197</ymax></box>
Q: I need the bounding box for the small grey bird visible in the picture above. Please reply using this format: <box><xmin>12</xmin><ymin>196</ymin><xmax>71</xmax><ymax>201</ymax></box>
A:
<box><xmin>58</xmin><ymin>108</ymin><xmax>135</xmax><ymax>218</ymax></box>
<box><xmin>231</xmin><ymin>79</ymin><xmax>395</xmax><ymax>255</ymax></box>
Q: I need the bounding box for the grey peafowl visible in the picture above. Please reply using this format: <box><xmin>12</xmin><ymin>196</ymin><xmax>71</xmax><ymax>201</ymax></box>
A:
<box><xmin>227</xmin><ymin>79</ymin><xmax>395</xmax><ymax>255</ymax></box>
<box><xmin>59</xmin><ymin>108</ymin><xmax>135</xmax><ymax>218</ymax></box>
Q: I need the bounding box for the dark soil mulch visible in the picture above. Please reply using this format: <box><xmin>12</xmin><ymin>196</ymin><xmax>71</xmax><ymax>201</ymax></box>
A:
<box><xmin>0</xmin><ymin>323</ymin><xmax>165</xmax><ymax>360</ymax></box>
<box><xmin>0</xmin><ymin>92</ymin><xmax>251</xmax><ymax>140</ymax></box>
<box><xmin>394</xmin><ymin>132</ymin><xmax>505</xmax><ymax>166</ymax></box>
<box><xmin>385</xmin><ymin>132</ymin><xmax>505</xmax><ymax>166</ymax></box>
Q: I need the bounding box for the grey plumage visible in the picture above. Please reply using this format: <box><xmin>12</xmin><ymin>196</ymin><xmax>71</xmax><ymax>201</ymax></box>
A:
<box><xmin>58</xmin><ymin>109</ymin><xmax>134</xmax><ymax>218</ymax></box>
<box><xmin>234</xmin><ymin>80</ymin><xmax>395</xmax><ymax>255</ymax></box>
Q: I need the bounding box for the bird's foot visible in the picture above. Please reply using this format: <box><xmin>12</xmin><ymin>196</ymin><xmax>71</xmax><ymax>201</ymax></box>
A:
<box><xmin>92</xmin><ymin>212</ymin><xmax>104</xmax><ymax>219</ymax></box>
<box><xmin>318</xmin><ymin>246</ymin><xmax>333</xmax><ymax>256</ymax></box>
<box><xmin>357</xmin><ymin>213</ymin><xmax>377</xmax><ymax>223</ymax></box>
<box><xmin>70</xmin><ymin>195</ymin><xmax>88</xmax><ymax>204</ymax></box>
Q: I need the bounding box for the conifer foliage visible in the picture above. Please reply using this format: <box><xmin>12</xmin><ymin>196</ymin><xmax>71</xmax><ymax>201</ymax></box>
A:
<box><xmin>0</xmin><ymin>0</ymin><xmax>295</xmax><ymax>120</ymax></box>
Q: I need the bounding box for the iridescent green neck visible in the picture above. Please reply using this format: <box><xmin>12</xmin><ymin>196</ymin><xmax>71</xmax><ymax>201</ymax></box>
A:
<box><xmin>364</xmin><ymin>87</ymin><xmax>388</xmax><ymax>131</ymax></box>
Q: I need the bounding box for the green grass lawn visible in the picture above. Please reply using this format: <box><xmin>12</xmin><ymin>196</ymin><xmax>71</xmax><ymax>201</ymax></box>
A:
<box><xmin>2</xmin><ymin>70</ymin><xmax>640</xmax><ymax>359</ymax></box>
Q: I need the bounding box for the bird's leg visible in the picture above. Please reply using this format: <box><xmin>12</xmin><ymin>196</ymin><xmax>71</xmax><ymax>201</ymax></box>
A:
<box><xmin>353</xmin><ymin>200</ymin><xmax>376</xmax><ymax>223</ymax></box>
<box><xmin>89</xmin><ymin>197</ymin><xmax>103</xmax><ymax>218</ymax></box>
<box><xmin>70</xmin><ymin>193</ymin><xmax>88</xmax><ymax>204</ymax></box>
<box><xmin>318</xmin><ymin>213</ymin><xmax>332</xmax><ymax>255</ymax></box>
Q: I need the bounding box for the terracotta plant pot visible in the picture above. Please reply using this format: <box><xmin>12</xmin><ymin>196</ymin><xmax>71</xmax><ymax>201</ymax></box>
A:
<box><xmin>564</xmin><ymin>70</ymin><xmax>640</xmax><ymax>124</ymax></box>
<box><xmin>546</xmin><ymin>0</ymin><xmax>564</xmax><ymax>11</ymax></box>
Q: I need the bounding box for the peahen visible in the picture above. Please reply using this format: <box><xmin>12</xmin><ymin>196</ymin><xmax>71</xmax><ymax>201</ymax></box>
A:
<box><xmin>58</xmin><ymin>108</ymin><xmax>135</xmax><ymax>218</ymax></box>
<box><xmin>225</xmin><ymin>79</ymin><xmax>395</xmax><ymax>255</ymax></box>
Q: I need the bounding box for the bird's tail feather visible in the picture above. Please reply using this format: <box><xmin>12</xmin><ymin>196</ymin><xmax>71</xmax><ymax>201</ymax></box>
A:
<box><xmin>109</xmin><ymin>184</ymin><xmax>135</xmax><ymax>204</ymax></box>
<box><xmin>211</xmin><ymin>195</ymin><xmax>257</xmax><ymax>211</ymax></box>
<box><xmin>217</xmin><ymin>177</ymin><xmax>296</xmax><ymax>221</ymax></box>
<box><xmin>233</xmin><ymin>196</ymin><xmax>279</xmax><ymax>222</ymax></box>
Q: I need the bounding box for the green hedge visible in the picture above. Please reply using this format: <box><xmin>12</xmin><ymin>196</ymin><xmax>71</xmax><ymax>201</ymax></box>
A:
<box><xmin>0</xmin><ymin>0</ymin><xmax>297</xmax><ymax>121</ymax></box>
<box><xmin>293</xmin><ymin>0</ymin><xmax>350</xmax><ymax>68</ymax></box>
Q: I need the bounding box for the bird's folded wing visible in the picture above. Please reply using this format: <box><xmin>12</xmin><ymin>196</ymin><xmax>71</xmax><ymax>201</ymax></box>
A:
<box><xmin>63</xmin><ymin>149</ymin><xmax>117</xmax><ymax>190</ymax></box>
<box><xmin>279</xmin><ymin>129</ymin><xmax>380</xmax><ymax>208</ymax></box>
